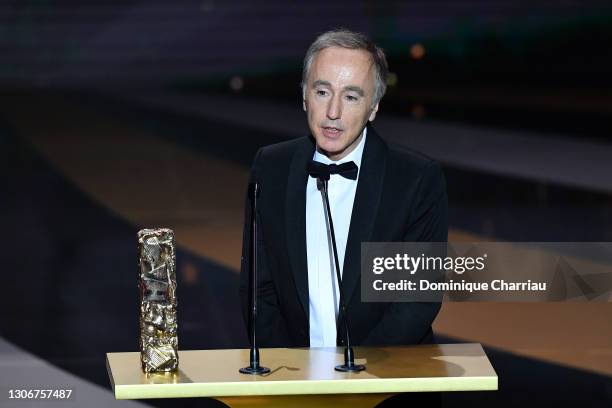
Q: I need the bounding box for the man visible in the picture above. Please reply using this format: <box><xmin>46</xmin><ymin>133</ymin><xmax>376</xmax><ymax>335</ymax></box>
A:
<box><xmin>240</xmin><ymin>29</ymin><xmax>447</xmax><ymax>349</ymax></box>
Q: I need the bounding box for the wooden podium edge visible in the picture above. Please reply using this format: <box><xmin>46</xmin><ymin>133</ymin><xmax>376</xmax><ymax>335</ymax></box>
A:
<box><xmin>112</xmin><ymin>375</ymin><xmax>498</xmax><ymax>400</ymax></box>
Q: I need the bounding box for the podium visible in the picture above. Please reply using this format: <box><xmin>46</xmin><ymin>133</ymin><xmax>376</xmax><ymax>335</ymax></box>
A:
<box><xmin>106</xmin><ymin>343</ymin><xmax>497</xmax><ymax>407</ymax></box>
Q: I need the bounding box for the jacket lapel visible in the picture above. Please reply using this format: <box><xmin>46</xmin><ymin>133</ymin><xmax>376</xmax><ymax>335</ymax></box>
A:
<box><xmin>285</xmin><ymin>137</ymin><xmax>315</xmax><ymax>321</ymax></box>
<box><xmin>341</xmin><ymin>126</ymin><xmax>387</xmax><ymax>307</ymax></box>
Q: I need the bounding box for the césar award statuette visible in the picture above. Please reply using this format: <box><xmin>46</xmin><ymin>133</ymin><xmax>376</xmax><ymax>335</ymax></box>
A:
<box><xmin>138</xmin><ymin>228</ymin><xmax>178</xmax><ymax>373</ymax></box>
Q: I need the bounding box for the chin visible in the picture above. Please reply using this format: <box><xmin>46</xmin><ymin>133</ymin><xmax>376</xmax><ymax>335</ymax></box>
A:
<box><xmin>318</xmin><ymin>140</ymin><xmax>345</xmax><ymax>156</ymax></box>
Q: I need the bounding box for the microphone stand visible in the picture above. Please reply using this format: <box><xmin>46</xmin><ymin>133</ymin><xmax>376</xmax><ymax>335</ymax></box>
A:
<box><xmin>240</xmin><ymin>182</ymin><xmax>270</xmax><ymax>375</ymax></box>
<box><xmin>319</xmin><ymin>178</ymin><xmax>366</xmax><ymax>372</ymax></box>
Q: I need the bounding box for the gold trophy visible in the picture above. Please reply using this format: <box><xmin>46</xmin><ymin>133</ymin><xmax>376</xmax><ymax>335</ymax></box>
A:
<box><xmin>138</xmin><ymin>228</ymin><xmax>178</xmax><ymax>372</ymax></box>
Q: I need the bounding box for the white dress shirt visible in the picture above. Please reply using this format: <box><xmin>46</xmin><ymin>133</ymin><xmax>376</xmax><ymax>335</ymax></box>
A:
<box><xmin>306</xmin><ymin>127</ymin><xmax>367</xmax><ymax>347</ymax></box>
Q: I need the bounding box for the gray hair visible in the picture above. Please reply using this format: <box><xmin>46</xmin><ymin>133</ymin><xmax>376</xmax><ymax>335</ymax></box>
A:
<box><xmin>301</xmin><ymin>29</ymin><xmax>388</xmax><ymax>107</ymax></box>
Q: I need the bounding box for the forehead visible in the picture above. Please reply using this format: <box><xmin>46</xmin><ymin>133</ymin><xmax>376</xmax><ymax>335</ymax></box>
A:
<box><xmin>309</xmin><ymin>47</ymin><xmax>375</xmax><ymax>86</ymax></box>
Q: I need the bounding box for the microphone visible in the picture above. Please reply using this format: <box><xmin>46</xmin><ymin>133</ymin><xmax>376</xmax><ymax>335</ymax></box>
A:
<box><xmin>315</xmin><ymin>175</ymin><xmax>365</xmax><ymax>373</ymax></box>
<box><xmin>239</xmin><ymin>181</ymin><xmax>270</xmax><ymax>375</ymax></box>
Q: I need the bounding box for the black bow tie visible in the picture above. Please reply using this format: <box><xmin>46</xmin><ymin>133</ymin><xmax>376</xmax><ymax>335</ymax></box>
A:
<box><xmin>307</xmin><ymin>160</ymin><xmax>358</xmax><ymax>181</ymax></box>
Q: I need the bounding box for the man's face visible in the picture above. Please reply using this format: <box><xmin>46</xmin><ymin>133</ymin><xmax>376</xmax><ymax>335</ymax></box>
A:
<box><xmin>303</xmin><ymin>47</ymin><xmax>379</xmax><ymax>161</ymax></box>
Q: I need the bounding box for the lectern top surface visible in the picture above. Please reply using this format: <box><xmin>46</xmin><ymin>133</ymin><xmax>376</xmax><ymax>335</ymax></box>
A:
<box><xmin>106</xmin><ymin>343</ymin><xmax>497</xmax><ymax>399</ymax></box>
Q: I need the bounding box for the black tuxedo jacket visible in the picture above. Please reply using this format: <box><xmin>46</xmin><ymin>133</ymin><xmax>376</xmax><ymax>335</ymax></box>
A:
<box><xmin>239</xmin><ymin>125</ymin><xmax>448</xmax><ymax>347</ymax></box>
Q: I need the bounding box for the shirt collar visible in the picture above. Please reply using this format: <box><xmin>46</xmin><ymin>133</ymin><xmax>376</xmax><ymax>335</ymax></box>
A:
<box><xmin>313</xmin><ymin>126</ymin><xmax>367</xmax><ymax>168</ymax></box>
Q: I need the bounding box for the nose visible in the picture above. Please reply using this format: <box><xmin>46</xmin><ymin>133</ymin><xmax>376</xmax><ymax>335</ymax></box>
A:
<box><xmin>326</xmin><ymin>94</ymin><xmax>342</xmax><ymax>120</ymax></box>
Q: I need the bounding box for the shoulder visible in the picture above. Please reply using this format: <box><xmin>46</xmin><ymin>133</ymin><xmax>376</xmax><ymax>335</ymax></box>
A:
<box><xmin>254</xmin><ymin>136</ymin><xmax>312</xmax><ymax>165</ymax></box>
<box><xmin>373</xmin><ymin>131</ymin><xmax>447</xmax><ymax>211</ymax></box>
<box><xmin>249</xmin><ymin>136</ymin><xmax>313</xmax><ymax>182</ymax></box>
<box><xmin>386</xmin><ymin>142</ymin><xmax>442</xmax><ymax>176</ymax></box>
<box><xmin>386</xmin><ymin>143</ymin><xmax>446</xmax><ymax>202</ymax></box>
<box><xmin>367</xmin><ymin>126</ymin><xmax>443</xmax><ymax>183</ymax></box>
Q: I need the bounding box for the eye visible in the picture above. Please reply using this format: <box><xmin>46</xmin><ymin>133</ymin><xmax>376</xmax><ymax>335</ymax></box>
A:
<box><xmin>345</xmin><ymin>94</ymin><xmax>359</xmax><ymax>102</ymax></box>
<box><xmin>315</xmin><ymin>89</ymin><xmax>328</xmax><ymax>97</ymax></box>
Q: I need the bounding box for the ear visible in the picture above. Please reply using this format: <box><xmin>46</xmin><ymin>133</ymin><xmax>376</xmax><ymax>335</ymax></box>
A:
<box><xmin>368</xmin><ymin>102</ymin><xmax>379</xmax><ymax>122</ymax></box>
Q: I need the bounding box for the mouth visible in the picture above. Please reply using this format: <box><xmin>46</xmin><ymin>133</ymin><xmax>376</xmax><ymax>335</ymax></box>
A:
<box><xmin>321</xmin><ymin>126</ymin><xmax>343</xmax><ymax>139</ymax></box>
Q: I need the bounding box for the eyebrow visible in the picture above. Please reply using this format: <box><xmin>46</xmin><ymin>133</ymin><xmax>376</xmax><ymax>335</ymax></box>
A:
<box><xmin>344</xmin><ymin>85</ymin><xmax>365</xmax><ymax>96</ymax></box>
<box><xmin>312</xmin><ymin>80</ymin><xmax>332</xmax><ymax>89</ymax></box>
<box><xmin>312</xmin><ymin>80</ymin><xmax>365</xmax><ymax>96</ymax></box>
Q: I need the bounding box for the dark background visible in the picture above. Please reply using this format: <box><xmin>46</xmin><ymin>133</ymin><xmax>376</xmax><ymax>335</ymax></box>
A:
<box><xmin>1</xmin><ymin>1</ymin><xmax>611</xmax><ymax>407</ymax></box>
